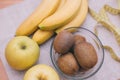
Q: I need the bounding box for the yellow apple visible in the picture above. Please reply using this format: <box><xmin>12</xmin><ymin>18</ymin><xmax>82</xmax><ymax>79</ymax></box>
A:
<box><xmin>24</xmin><ymin>64</ymin><xmax>60</xmax><ymax>80</ymax></box>
<box><xmin>5</xmin><ymin>36</ymin><xmax>40</xmax><ymax>70</ymax></box>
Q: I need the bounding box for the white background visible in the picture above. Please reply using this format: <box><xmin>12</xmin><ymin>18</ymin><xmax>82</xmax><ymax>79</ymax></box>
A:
<box><xmin>0</xmin><ymin>0</ymin><xmax>120</xmax><ymax>80</ymax></box>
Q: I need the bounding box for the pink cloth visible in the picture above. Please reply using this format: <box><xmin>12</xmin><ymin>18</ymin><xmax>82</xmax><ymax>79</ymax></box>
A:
<box><xmin>0</xmin><ymin>0</ymin><xmax>23</xmax><ymax>9</ymax></box>
<box><xmin>0</xmin><ymin>58</ymin><xmax>9</xmax><ymax>80</ymax></box>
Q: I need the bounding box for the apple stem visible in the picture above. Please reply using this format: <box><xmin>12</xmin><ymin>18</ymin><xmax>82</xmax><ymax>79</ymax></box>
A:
<box><xmin>21</xmin><ymin>45</ymin><xmax>26</xmax><ymax>49</ymax></box>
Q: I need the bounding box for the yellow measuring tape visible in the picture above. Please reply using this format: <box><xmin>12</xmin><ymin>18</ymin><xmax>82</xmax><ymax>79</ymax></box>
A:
<box><xmin>104</xmin><ymin>46</ymin><xmax>120</xmax><ymax>62</ymax></box>
<box><xmin>89</xmin><ymin>0</ymin><xmax>120</xmax><ymax>62</ymax></box>
<box><xmin>104</xmin><ymin>5</ymin><xmax>120</xmax><ymax>15</ymax></box>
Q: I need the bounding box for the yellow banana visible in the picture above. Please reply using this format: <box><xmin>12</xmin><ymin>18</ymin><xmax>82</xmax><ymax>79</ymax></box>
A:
<box><xmin>55</xmin><ymin>0</ymin><xmax>88</xmax><ymax>33</ymax></box>
<box><xmin>32</xmin><ymin>0</ymin><xmax>66</xmax><ymax>45</ymax></box>
<box><xmin>32</xmin><ymin>30</ymin><xmax>54</xmax><ymax>45</ymax></box>
<box><xmin>15</xmin><ymin>0</ymin><xmax>60</xmax><ymax>36</ymax></box>
<box><xmin>56</xmin><ymin>0</ymin><xmax>66</xmax><ymax>10</ymax></box>
<box><xmin>39</xmin><ymin>0</ymin><xmax>82</xmax><ymax>30</ymax></box>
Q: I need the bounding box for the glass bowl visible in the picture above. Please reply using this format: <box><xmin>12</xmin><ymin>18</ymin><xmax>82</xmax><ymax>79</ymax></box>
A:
<box><xmin>50</xmin><ymin>27</ymin><xmax>104</xmax><ymax>80</ymax></box>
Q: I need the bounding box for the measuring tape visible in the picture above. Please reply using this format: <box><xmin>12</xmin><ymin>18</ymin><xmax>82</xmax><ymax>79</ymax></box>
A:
<box><xmin>89</xmin><ymin>0</ymin><xmax>120</xmax><ymax>62</ymax></box>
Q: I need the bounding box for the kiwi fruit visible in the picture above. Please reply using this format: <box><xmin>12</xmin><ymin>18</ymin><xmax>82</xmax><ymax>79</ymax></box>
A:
<box><xmin>74</xmin><ymin>35</ymin><xmax>86</xmax><ymax>45</ymax></box>
<box><xmin>53</xmin><ymin>30</ymin><xmax>74</xmax><ymax>54</ymax></box>
<box><xmin>74</xmin><ymin>42</ymin><xmax>98</xmax><ymax>70</ymax></box>
<box><xmin>57</xmin><ymin>52</ymin><xmax>79</xmax><ymax>75</ymax></box>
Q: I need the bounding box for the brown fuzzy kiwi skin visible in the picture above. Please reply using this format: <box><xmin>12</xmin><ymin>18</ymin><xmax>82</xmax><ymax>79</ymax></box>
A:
<box><xmin>74</xmin><ymin>35</ymin><xmax>86</xmax><ymax>45</ymax></box>
<box><xmin>74</xmin><ymin>42</ymin><xmax>98</xmax><ymax>70</ymax></box>
<box><xmin>53</xmin><ymin>30</ymin><xmax>74</xmax><ymax>54</ymax></box>
<box><xmin>57</xmin><ymin>52</ymin><xmax>79</xmax><ymax>75</ymax></box>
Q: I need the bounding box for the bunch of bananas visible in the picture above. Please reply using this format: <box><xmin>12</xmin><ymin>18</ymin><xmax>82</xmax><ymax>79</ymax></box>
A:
<box><xmin>15</xmin><ymin>0</ymin><xmax>88</xmax><ymax>45</ymax></box>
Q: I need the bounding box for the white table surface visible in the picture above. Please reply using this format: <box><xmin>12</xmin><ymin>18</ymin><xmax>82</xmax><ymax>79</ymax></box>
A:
<box><xmin>1</xmin><ymin>0</ymin><xmax>120</xmax><ymax>80</ymax></box>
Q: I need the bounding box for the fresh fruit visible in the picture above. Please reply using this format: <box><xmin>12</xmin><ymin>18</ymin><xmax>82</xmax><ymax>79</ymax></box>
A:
<box><xmin>32</xmin><ymin>0</ymin><xmax>66</xmax><ymax>45</ymax></box>
<box><xmin>24</xmin><ymin>64</ymin><xmax>60</xmax><ymax>80</ymax></box>
<box><xmin>39</xmin><ymin>0</ymin><xmax>82</xmax><ymax>30</ymax></box>
<box><xmin>16</xmin><ymin>0</ymin><xmax>60</xmax><ymax>36</ymax></box>
<box><xmin>5</xmin><ymin>36</ymin><xmax>40</xmax><ymax>70</ymax></box>
<box><xmin>74</xmin><ymin>42</ymin><xmax>98</xmax><ymax>70</ymax></box>
<box><xmin>53</xmin><ymin>30</ymin><xmax>74</xmax><ymax>54</ymax></box>
<box><xmin>74</xmin><ymin>35</ymin><xmax>86</xmax><ymax>45</ymax></box>
<box><xmin>57</xmin><ymin>52</ymin><xmax>79</xmax><ymax>75</ymax></box>
<box><xmin>55</xmin><ymin>0</ymin><xmax>88</xmax><ymax>33</ymax></box>
<box><xmin>32</xmin><ymin>30</ymin><xmax>54</xmax><ymax>45</ymax></box>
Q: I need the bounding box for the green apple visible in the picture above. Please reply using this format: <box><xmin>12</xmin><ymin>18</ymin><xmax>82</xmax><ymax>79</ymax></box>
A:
<box><xmin>24</xmin><ymin>64</ymin><xmax>60</xmax><ymax>80</ymax></box>
<box><xmin>5</xmin><ymin>36</ymin><xmax>40</xmax><ymax>70</ymax></box>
